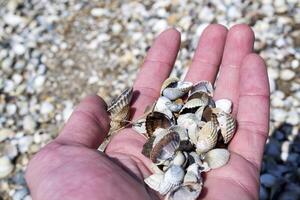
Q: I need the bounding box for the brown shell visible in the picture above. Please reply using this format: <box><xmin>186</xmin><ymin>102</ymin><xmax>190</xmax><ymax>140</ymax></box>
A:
<box><xmin>189</xmin><ymin>81</ymin><xmax>214</xmax><ymax>97</ymax></box>
<box><xmin>150</xmin><ymin>131</ymin><xmax>180</xmax><ymax>163</ymax></box>
<box><xmin>160</xmin><ymin>77</ymin><xmax>179</xmax><ymax>94</ymax></box>
<box><xmin>142</xmin><ymin>136</ymin><xmax>156</xmax><ymax>158</ymax></box>
<box><xmin>145</xmin><ymin>111</ymin><xmax>173</xmax><ymax>136</ymax></box>
<box><xmin>179</xmin><ymin>99</ymin><xmax>205</xmax><ymax>114</ymax></box>
<box><xmin>107</xmin><ymin>87</ymin><xmax>133</xmax><ymax>114</ymax></box>
<box><xmin>109</xmin><ymin>105</ymin><xmax>130</xmax><ymax>131</ymax></box>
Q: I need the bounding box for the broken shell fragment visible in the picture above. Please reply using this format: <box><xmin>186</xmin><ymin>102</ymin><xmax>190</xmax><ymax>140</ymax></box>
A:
<box><xmin>204</xmin><ymin>148</ymin><xmax>230</xmax><ymax>169</ymax></box>
<box><xmin>196</xmin><ymin>121</ymin><xmax>218</xmax><ymax>154</ymax></box>
<box><xmin>107</xmin><ymin>87</ymin><xmax>133</xmax><ymax>114</ymax></box>
<box><xmin>215</xmin><ymin>99</ymin><xmax>232</xmax><ymax>114</ymax></box>
<box><xmin>150</xmin><ymin>131</ymin><xmax>180</xmax><ymax>164</ymax></box>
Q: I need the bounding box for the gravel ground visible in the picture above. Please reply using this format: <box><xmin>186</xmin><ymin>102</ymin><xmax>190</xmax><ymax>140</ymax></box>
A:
<box><xmin>0</xmin><ymin>0</ymin><xmax>300</xmax><ymax>199</ymax></box>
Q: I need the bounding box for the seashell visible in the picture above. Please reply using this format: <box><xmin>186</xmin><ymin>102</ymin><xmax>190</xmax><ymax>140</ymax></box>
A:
<box><xmin>150</xmin><ymin>131</ymin><xmax>180</xmax><ymax>164</ymax></box>
<box><xmin>177</xmin><ymin>113</ymin><xmax>199</xmax><ymax>145</ymax></box>
<box><xmin>165</xmin><ymin>101</ymin><xmax>183</xmax><ymax>112</ymax></box>
<box><xmin>172</xmin><ymin>151</ymin><xmax>188</xmax><ymax>166</ymax></box>
<box><xmin>199</xmin><ymin>161</ymin><xmax>211</xmax><ymax>172</ymax></box>
<box><xmin>159</xmin><ymin>165</ymin><xmax>185</xmax><ymax>195</ymax></box>
<box><xmin>184</xmin><ymin>163</ymin><xmax>201</xmax><ymax>184</ymax></box>
<box><xmin>154</xmin><ymin>97</ymin><xmax>173</xmax><ymax>119</ymax></box>
<box><xmin>166</xmin><ymin>182</ymin><xmax>202</xmax><ymax>200</ymax></box>
<box><xmin>109</xmin><ymin>104</ymin><xmax>130</xmax><ymax>131</ymax></box>
<box><xmin>178</xmin><ymin>140</ymin><xmax>194</xmax><ymax>152</ymax></box>
<box><xmin>187</xmin><ymin>152</ymin><xmax>202</xmax><ymax>166</ymax></box>
<box><xmin>162</xmin><ymin>79</ymin><xmax>193</xmax><ymax>100</ymax></box>
<box><xmin>195</xmin><ymin>121</ymin><xmax>218</xmax><ymax>154</ymax></box>
<box><xmin>152</xmin><ymin>128</ymin><xmax>170</xmax><ymax>145</ymax></box>
<box><xmin>215</xmin><ymin>99</ymin><xmax>232</xmax><ymax>114</ymax></box>
<box><xmin>179</xmin><ymin>99</ymin><xmax>206</xmax><ymax>114</ymax></box>
<box><xmin>214</xmin><ymin>111</ymin><xmax>236</xmax><ymax>144</ymax></box>
<box><xmin>144</xmin><ymin>173</ymin><xmax>164</xmax><ymax>192</ymax></box>
<box><xmin>189</xmin><ymin>81</ymin><xmax>214</xmax><ymax>97</ymax></box>
<box><xmin>161</xmin><ymin>77</ymin><xmax>179</xmax><ymax>94</ymax></box>
<box><xmin>145</xmin><ymin>111</ymin><xmax>173</xmax><ymax>137</ymax></box>
<box><xmin>142</xmin><ymin>136</ymin><xmax>155</xmax><ymax>158</ymax></box>
<box><xmin>168</xmin><ymin>125</ymin><xmax>188</xmax><ymax>141</ymax></box>
<box><xmin>204</xmin><ymin>148</ymin><xmax>230</xmax><ymax>169</ymax></box>
<box><xmin>132</xmin><ymin>119</ymin><xmax>146</xmax><ymax>134</ymax></box>
<box><xmin>107</xmin><ymin>87</ymin><xmax>133</xmax><ymax>114</ymax></box>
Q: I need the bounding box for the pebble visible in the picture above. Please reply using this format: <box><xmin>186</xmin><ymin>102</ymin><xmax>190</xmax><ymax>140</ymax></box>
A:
<box><xmin>6</xmin><ymin>103</ymin><xmax>17</xmax><ymax>116</ymax></box>
<box><xmin>23</xmin><ymin>115</ymin><xmax>37</xmax><ymax>133</ymax></box>
<box><xmin>40</xmin><ymin>102</ymin><xmax>54</xmax><ymax>115</ymax></box>
<box><xmin>260</xmin><ymin>173</ymin><xmax>277</xmax><ymax>187</ymax></box>
<box><xmin>12</xmin><ymin>188</ymin><xmax>28</xmax><ymax>200</ymax></box>
<box><xmin>280</xmin><ymin>69</ymin><xmax>295</xmax><ymax>81</ymax></box>
<box><xmin>0</xmin><ymin>129</ymin><xmax>15</xmax><ymax>142</ymax></box>
<box><xmin>0</xmin><ymin>156</ymin><xmax>14</xmax><ymax>178</ymax></box>
<box><xmin>272</xmin><ymin>109</ymin><xmax>287</xmax><ymax>122</ymax></box>
<box><xmin>18</xmin><ymin>136</ymin><xmax>33</xmax><ymax>153</ymax></box>
<box><xmin>3</xmin><ymin>143</ymin><xmax>18</xmax><ymax>160</ymax></box>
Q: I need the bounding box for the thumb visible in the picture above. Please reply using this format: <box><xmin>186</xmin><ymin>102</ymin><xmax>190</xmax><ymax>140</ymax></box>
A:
<box><xmin>56</xmin><ymin>95</ymin><xmax>110</xmax><ymax>148</ymax></box>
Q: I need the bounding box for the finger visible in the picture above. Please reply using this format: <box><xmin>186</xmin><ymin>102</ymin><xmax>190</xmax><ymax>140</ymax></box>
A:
<box><xmin>229</xmin><ymin>53</ymin><xmax>270</xmax><ymax>169</ymax></box>
<box><xmin>184</xmin><ymin>24</ymin><xmax>227</xmax><ymax>83</ymax></box>
<box><xmin>56</xmin><ymin>95</ymin><xmax>110</xmax><ymax>148</ymax></box>
<box><xmin>214</xmin><ymin>24</ymin><xmax>255</xmax><ymax>115</ymax></box>
<box><xmin>131</xmin><ymin>28</ymin><xmax>180</xmax><ymax>120</ymax></box>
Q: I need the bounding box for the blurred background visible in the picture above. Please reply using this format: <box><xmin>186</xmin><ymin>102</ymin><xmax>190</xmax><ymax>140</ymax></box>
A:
<box><xmin>0</xmin><ymin>0</ymin><xmax>299</xmax><ymax>199</ymax></box>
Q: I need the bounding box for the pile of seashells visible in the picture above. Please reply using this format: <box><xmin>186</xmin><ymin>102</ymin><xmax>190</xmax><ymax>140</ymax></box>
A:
<box><xmin>107</xmin><ymin>77</ymin><xmax>237</xmax><ymax>200</ymax></box>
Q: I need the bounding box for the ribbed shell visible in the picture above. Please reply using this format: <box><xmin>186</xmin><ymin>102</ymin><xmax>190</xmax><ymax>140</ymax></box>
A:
<box><xmin>145</xmin><ymin>112</ymin><xmax>173</xmax><ymax>137</ymax></box>
<box><xmin>189</xmin><ymin>81</ymin><xmax>214</xmax><ymax>97</ymax></box>
<box><xmin>215</xmin><ymin>99</ymin><xmax>232</xmax><ymax>114</ymax></box>
<box><xmin>179</xmin><ymin>99</ymin><xmax>206</xmax><ymax>114</ymax></box>
<box><xmin>196</xmin><ymin>121</ymin><xmax>218</xmax><ymax>154</ymax></box>
<box><xmin>204</xmin><ymin>148</ymin><xmax>230</xmax><ymax>169</ymax></box>
<box><xmin>169</xmin><ymin>125</ymin><xmax>188</xmax><ymax>141</ymax></box>
<box><xmin>216</xmin><ymin>111</ymin><xmax>236</xmax><ymax>144</ymax></box>
<box><xmin>150</xmin><ymin>131</ymin><xmax>180</xmax><ymax>163</ymax></box>
<box><xmin>107</xmin><ymin>87</ymin><xmax>133</xmax><ymax>114</ymax></box>
<box><xmin>160</xmin><ymin>77</ymin><xmax>179</xmax><ymax>94</ymax></box>
<box><xmin>144</xmin><ymin>173</ymin><xmax>164</xmax><ymax>192</ymax></box>
<box><xmin>109</xmin><ymin>104</ymin><xmax>130</xmax><ymax>131</ymax></box>
<box><xmin>165</xmin><ymin>182</ymin><xmax>202</xmax><ymax>200</ymax></box>
<box><xmin>159</xmin><ymin>165</ymin><xmax>185</xmax><ymax>195</ymax></box>
<box><xmin>154</xmin><ymin>97</ymin><xmax>173</xmax><ymax>119</ymax></box>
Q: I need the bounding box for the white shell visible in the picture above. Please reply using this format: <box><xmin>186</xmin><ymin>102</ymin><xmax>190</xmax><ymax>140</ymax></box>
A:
<box><xmin>172</xmin><ymin>151</ymin><xmax>188</xmax><ymax>166</ymax></box>
<box><xmin>215</xmin><ymin>111</ymin><xmax>236</xmax><ymax>144</ymax></box>
<box><xmin>166</xmin><ymin>182</ymin><xmax>202</xmax><ymax>200</ymax></box>
<box><xmin>132</xmin><ymin>119</ymin><xmax>146</xmax><ymax>134</ymax></box>
<box><xmin>184</xmin><ymin>163</ymin><xmax>201</xmax><ymax>184</ymax></box>
<box><xmin>196</xmin><ymin>121</ymin><xmax>218</xmax><ymax>154</ymax></box>
<box><xmin>159</xmin><ymin>165</ymin><xmax>185</xmax><ymax>195</ymax></box>
<box><xmin>215</xmin><ymin>99</ymin><xmax>232</xmax><ymax>114</ymax></box>
<box><xmin>204</xmin><ymin>148</ymin><xmax>230</xmax><ymax>169</ymax></box>
<box><xmin>177</xmin><ymin>113</ymin><xmax>199</xmax><ymax>144</ymax></box>
<box><xmin>163</xmin><ymin>81</ymin><xmax>193</xmax><ymax>100</ymax></box>
<box><xmin>155</xmin><ymin>97</ymin><xmax>174</xmax><ymax>119</ymax></box>
<box><xmin>144</xmin><ymin>173</ymin><xmax>164</xmax><ymax>191</ymax></box>
<box><xmin>169</xmin><ymin>125</ymin><xmax>189</xmax><ymax>141</ymax></box>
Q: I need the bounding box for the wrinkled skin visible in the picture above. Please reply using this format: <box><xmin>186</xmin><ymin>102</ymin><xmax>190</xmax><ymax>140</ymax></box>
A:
<box><xmin>26</xmin><ymin>24</ymin><xmax>270</xmax><ymax>200</ymax></box>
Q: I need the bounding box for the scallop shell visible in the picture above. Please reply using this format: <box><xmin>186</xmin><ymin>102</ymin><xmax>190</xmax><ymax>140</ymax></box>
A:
<box><xmin>107</xmin><ymin>87</ymin><xmax>133</xmax><ymax>114</ymax></box>
<box><xmin>144</xmin><ymin>173</ymin><xmax>164</xmax><ymax>192</ymax></box>
<box><xmin>109</xmin><ymin>104</ymin><xmax>130</xmax><ymax>131</ymax></box>
<box><xmin>214</xmin><ymin>111</ymin><xmax>236</xmax><ymax>144</ymax></box>
<box><xmin>189</xmin><ymin>81</ymin><xmax>214</xmax><ymax>97</ymax></box>
<box><xmin>154</xmin><ymin>97</ymin><xmax>173</xmax><ymax>119</ymax></box>
<box><xmin>215</xmin><ymin>99</ymin><xmax>232</xmax><ymax>114</ymax></box>
<box><xmin>161</xmin><ymin>77</ymin><xmax>179</xmax><ymax>94</ymax></box>
<box><xmin>196</xmin><ymin>121</ymin><xmax>218</xmax><ymax>154</ymax></box>
<box><xmin>204</xmin><ymin>148</ymin><xmax>230</xmax><ymax>169</ymax></box>
<box><xmin>177</xmin><ymin>113</ymin><xmax>199</xmax><ymax>145</ymax></box>
<box><xmin>150</xmin><ymin>131</ymin><xmax>180</xmax><ymax>163</ymax></box>
<box><xmin>172</xmin><ymin>151</ymin><xmax>188</xmax><ymax>166</ymax></box>
<box><xmin>159</xmin><ymin>165</ymin><xmax>185</xmax><ymax>195</ymax></box>
<box><xmin>145</xmin><ymin>111</ymin><xmax>173</xmax><ymax>137</ymax></box>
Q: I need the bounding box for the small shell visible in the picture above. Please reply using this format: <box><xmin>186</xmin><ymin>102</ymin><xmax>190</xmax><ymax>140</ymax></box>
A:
<box><xmin>145</xmin><ymin>112</ymin><xmax>173</xmax><ymax>137</ymax></box>
<box><xmin>214</xmin><ymin>111</ymin><xmax>236</xmax><ymax>144</ymax></box>
<box><xmin>189</xmin><ymin>81</ymin><xmax>214</xmax><ymax>97</ymax></box>
<box><xmin>109</xmin><ymin>104</ymin><xmax>130</xmax><ymax>131</ymax></box>
<box><xmin>107</xmin><ymin>87</ymin><xmax>133</xmax><ymax>114</ymax></box>
<box><xmin>196</xmin><ymin>121</ymin><xmax>218</xmax><ymax>154</ymax></box>
<box><xmin>162</xmin><ymin>81</ymin><xmax>193</xmax><ymax>100</ymax></box>
<box><xmin>177</xmin><ymin>114</ymin><xmax>198</xmax><ymax>144</ymax></box>
<box><xmin>150</xmin><ymin>131</ymin><xmax>180</xmax><ymax>163</ymax></box>
<box><xmin>165</xmin><ymin>101</ymin><xmax>183</xmax><ymax>112</ymax></box>
<box><xmin>154</xmin><ymin>97</ymin><xmax>173</xmax><ymax>119</ymax></box>
<box><xmin>215</xmin><ymin>99</ymin><xmax>232</xmax><ymax>114</ymax></box>
<box><xmin>204</xmin><ymin>148</ymin><xmax>230</xmax><ymax>169</ymax></box>
<box><xmin>187</xmin><ymin>152</ymin><xmax>202</xmax><ymax>166</ymax></box>
<box><xmin>161</xmin><ymin>77</ymin><xmax>179</xmax><ymax>94</ymax></box>
<box><xmin>184</xmin><ymin>163</ymin><xmax>201</xmax><ymax>183</ymax></box>
<box><xmin>168</xmin><ymin>125</ymin><xmax>188</xmax><ymax>141</ymax></box>
<box><xmin>132</xmin><ymin>119</ymin><xmax>146</xmax><ymax>134</ymax></box>
<box><xmin>159</xmin><ymin>165</ymin><xmax>185</xmax><ymax>195</ymax></box>
<box><xmin>179</xmin><ymin>99</ymin><xmax>206</xmax><ymax>114</ymax></box>
<box><xmin>172</xmin><ymin>151</ymin><xmax>188</xmax><ymax>166</ymax></box>
<box><xmin>144</xmin><ymin>173</ymin><xmax>164</xmax><ymax>192</ymax></box>
<box><xmin>166</xmin><ymin>182</ymin><xmax>202</xmax><ymax>200</ymax></box>
<box><xmin>142</xmin><ymin>136</ymin><xmax>155</xmax><ymax>158</ymax></box>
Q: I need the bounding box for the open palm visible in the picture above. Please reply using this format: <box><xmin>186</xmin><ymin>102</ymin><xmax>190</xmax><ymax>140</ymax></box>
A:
<box><xmin>26</xmin><ymin>24</ymin><xmax>269</xmax><ymax>200</ymax></box>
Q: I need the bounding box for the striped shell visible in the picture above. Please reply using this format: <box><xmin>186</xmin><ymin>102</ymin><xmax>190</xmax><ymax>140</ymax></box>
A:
<box><xmin>159</xmin><ymin>165</ymin><xmax>185</xmax><ymax>195</ymax></box>
<box><xmin>204</xmin><ymin>148</ymin><xmax>230</xmax><ymax>169</ymax></box>
<box><xmin>150</xmin><ymin>131</ymin><xmax>180</xmax><ymax>163</ymax></box>
<box><xmin>144</xmin><ymin>173</ymin><xmax>164</xmax><ymax>192</ymax></box>
<box><xmin>163</xmin><ymin>81</ymin><xmax>193</xmax><ymax>100</ymax></box>
<box><xmin>145</xmin><ymin>111</ymin><xmax>173</xmax><ymax>137</ymax></box>
<box><xmin>179</xmin><ymin>99</ymin><xmax>206</xmax><ymax>114</ymax></box>
<box><xmin>214</xmin><ymin>110</ymin><xmax>236</xmax><ymax>144</ymax></box>
<box><xmin>177</xmin><ymin>113</ymin><xmax>199</xmax><ymax>145</ymax></box>
<box><xmin>161</xmin><ymin>77</ymin><xmax>179</xmax><ymax>94</ymax></box>
<box><xmin>109</xmin><ymin>104</ymin><xmax>130</xmax><ymax>131</ymax></box>
<box><xmin>189</xmin><ymin>81</ymin><xmax>214</xmax><ymax>97</ymax></box>
<box><xmin>154</xmin><ymin>96</ymin><xmax>173</xmax><ymax>119</ymax></box>
<box><xmin>166</xmin><ymin>182</ymin><xmax>202</xmax><ymax>200</ymax></box>
<box><xmin>168</xmin><ymin>125</ymin><xmax>188</xmax><ymax>141</ymax></box>
<box><xmin>107</xmin><ymin>87</ymin><xmax>133</xmax><ymax>114</ymax></box>
<box><xmin>196</xmin><ymin>121</ymin><xmax>218</xmax><ymax>154</ymax></box>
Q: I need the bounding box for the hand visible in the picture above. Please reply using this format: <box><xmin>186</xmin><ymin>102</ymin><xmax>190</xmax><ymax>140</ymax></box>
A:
<box><xmin>26</xmin><ymin>24</ymin><xmax>270</xmax><ymax>200</ymax></box>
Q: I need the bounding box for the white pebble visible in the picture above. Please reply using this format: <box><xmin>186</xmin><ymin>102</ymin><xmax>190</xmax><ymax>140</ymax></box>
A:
<box><xmin>280</xmin><ymin>69</ymin><xmax>295</xmax><ymax>81</ymax></box>
<box><xmin>153</xmin><ymin>20</ymin><xmax>168</xmax><ymax>33</ymax></box>
<box><xmin>291</xmin><ymin>59</ymin><xmax>299</xmax><ymax>69</ymax></box>
<box><xmin>18</xmin><ymin>136</ymin><xmax>33</xmax><ymax>153</ymax></box>
<box><xmin>23</xmin><ymin>115</ymin><xmax>37</xmax><ymax>133</ymax></box>
<box><xmin>34</xmin><ymin>76</ymin><xmax>46</xmax><ymax>90</ymax></box>
<box><xmin>0</xmin><ymin>156</ymin><xmax>14</xmax><ymax>178</ymax></box>
<box><xmin>40</xmin><ymin>102</ymin><xmax>54</xmax><ymax>115</ymax></box>
<box><xmin>90</xmin><ymin>8</ymin><xmax>106</xmax><ymax>17</ymax></box>
<box><xmin>112</xmin><ymin>23</ymin><xmax>122</xmax><ymax>34</ymax></box>
<box><xmin>13</xmin><ymin>43</ymin><xmax>26</xmax><ymax>55</ymax></box>
<box><xmin>0</xmin><ymin>129</ymin><xmax>15</xmax><ymax>142</ymax></box>
<box><xmin>286</xmin><ymin>111</ymin><xmax>300</xmax><ymax>125</ymax></box>
<box><xmin>271</xmin><ymin>109</ymin><xmax>287</xmax><ymax>122</ymax></box>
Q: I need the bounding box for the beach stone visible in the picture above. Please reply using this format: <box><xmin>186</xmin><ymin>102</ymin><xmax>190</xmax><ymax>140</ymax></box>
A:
<box><xmin>23</xmin><ymin>115</ymin><xmax>37</xmax><ymax>133</ymax></box>
<box><xmin>0</xmin><ymin>129</ymin><xmax>15</xmax><ymax>142</ymax></box>
<box><xmin>0</xmin><ymin>156</ymin><xmax>14</xmax><ymax>178</ymax></box>
<box><xmin>260</xmin><ymin>173</ymin><xmax>277</xmax><ymax>187</ymax></box>
<box><xmin>40</xmin><ymin>102</ymin><xmax>54</xmax><ymax>115</ymax></box>
<box><xmin>280</xmin><ymin>69</ymin><xmax>295</xmax><ymax>81</ymax></box>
